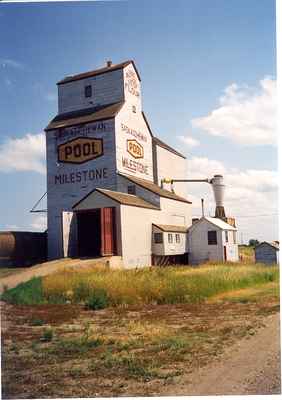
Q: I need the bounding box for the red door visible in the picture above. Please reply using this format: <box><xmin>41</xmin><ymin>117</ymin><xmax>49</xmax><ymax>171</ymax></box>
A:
<box><xmin>101</xmin><ymin>207</ymin><xmax>116</xmax><ymax>256</ymax></box>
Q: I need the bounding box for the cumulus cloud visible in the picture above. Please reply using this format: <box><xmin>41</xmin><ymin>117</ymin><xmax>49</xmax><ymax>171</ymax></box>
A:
<box><xmin>186</xmin><ymin>156</ymin><xmax>278</xmax><ymax>242</ymax></box>
<box><xmin>30</xmin><ymin>215</ymin><xmax>47</xmax><ymax>231</ymax></box>
<box><xmin>192</xmin><ymin>77</ymin><xmax>277</xmax><ymax>146</ymax></box>
<box><xmin>0</xmin><ymin>133</ymin><xmax>46</xmax><ymax>174</ymax></box>
<box><xmin>178</xmin><ymin>135</ymin><xmax>200</xmax><ymax>148</ymax></box>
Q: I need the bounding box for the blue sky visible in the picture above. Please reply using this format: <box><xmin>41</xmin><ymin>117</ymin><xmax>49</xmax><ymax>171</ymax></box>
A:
<box><xmin>0</xmin><ymin>0</ymin><xmax>278</xmax><ymax>242</ymax></box>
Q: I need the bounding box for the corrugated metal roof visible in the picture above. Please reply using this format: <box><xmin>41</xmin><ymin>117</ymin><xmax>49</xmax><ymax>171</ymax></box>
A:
<box><xmin>204</xmin><ymin>217</ymin><xmax>237</xmax><ymax>231</ymax></box>
<box><xmin>73</xmin><ymin>188</ymin><xmax>160</xmax><ymax>211</ymax></box>
<box><xmin>57</xmin><ymin>60</ymin><xmax>141</xmax><ymax>85</ymax></box>
<box><xmin>45</xmin><ymin>102</ymin><xmax>124</xmax><ymax>131</ymax></box>
<box><xmin>153</xmin><ymin>224</ymin><xmax>188</xmax><ymax>233</ymax></box>
<box><xmin>153</xmin><ymin>137</ymin><xmax>186</xmax><ymax>159</ymax></box>
<box><xmin>118</xmin><ymin>173</ymin><xmax>192</xmax><ymax>204</ymax></box>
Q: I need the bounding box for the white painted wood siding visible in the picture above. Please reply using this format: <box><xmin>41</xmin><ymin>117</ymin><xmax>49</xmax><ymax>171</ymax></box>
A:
<box><xmin>155</xmin><ymin>145</ymin><xmax>188</xmax><ymax>197</ymax></box>
<box><xmin>46</xmin><ymin>119</ymin><xmax>117</xmax><ymax>259</ymax></box>
<box><xmin>115</xmin><ymin>105</ymin><xmax>154</xmax><ymax>182</ymax></box>
<box><xmin>188</xmin><ymin>219</ymin><xmax>239</xmax><ymax>264</ymax></box>
<box><xmin>58</xmin><ymin>69</ymin><xmax>124</xmax><ymax>114</ymax></box>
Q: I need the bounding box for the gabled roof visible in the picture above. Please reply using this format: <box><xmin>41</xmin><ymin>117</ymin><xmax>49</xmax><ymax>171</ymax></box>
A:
<box><xmin>153</xmin><ymin>224</ymin><xmax>188</xmax><ymax>233</ymax></box>
<box><xmin>188</xmin><ymin>217</ymin><xmax>236</xmax><ymax>232</ymax></box>
<box><xmin>73</xmin><ymin>188</ymin><xmax>160</xmax><ymax>211</ymax></box>
<box><xmin>255</xmin><ymin>241</ymin><xmax>279</xmax><ymax>251</ymax></box>
<box><xmin>153</xmin><ymin>137</ymin><xmax>186</xmax><ymax>159</ymax></box>
<box><xmin>118</xmin><ymin>173</ymin><xmax>192</xmax><ymax>204</ymax></box>
<box><xmin>45</xmin><ymin>102</ymin><xmax>124</xmax><ymax>131</ymax></box>
<box><xmin>57</xmin><ymin>60</ymin><xmax>141</xmax><ymax>85</ymax></box>
<box><xmin>204</xmin><ymin>217</ymin><xmax>237</xmax><ymax>231</ymax></box>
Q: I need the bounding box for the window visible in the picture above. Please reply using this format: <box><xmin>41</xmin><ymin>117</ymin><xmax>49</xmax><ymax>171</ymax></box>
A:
<box><xmin>168</xmin><ymin>233</ymin><xmax>173</xmax><ymax>244</ymax></box>
<box><xmin>85</xmin><ymin>85</ymin><xmax>92</xmax><ymax>98</ymax></box>
<box><xmin>225</xmin><ymin>231</ymin><xmax>228</xmax><ymax>243</ymax></box>
<box><xmin>233</xmin><ymin>231</ymin><xmax>236</xmax><ymax>244</ymax></box>
<box><xmin>127</xmin><ymin>185</ymin><xmax>136</xmax><ymax>195</ymax></box>
<box><xmin>208</xmin><ymin>230</ymin><xmax>217</xmax><ymax>245</ymax></box>
<box><xmin>175</xmin><ymin>233</ymin><xmax>180</xmax><ymax>243</ymax></box>
<box><xmin>132</xmin><ymin>105</ymin><xmax>136</xmax><ymax>113</ymax></box>
<box><xmin>154</xmin><ymin>232</ymin><xmax>163</xmax><ymax>244</ymax></box>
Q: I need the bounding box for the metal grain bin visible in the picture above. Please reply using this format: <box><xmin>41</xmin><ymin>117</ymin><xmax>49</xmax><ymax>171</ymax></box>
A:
<box><xmin>0</xmin><ymin>231</ymin><xmax>47</xmax><ymax>267</ymax></box>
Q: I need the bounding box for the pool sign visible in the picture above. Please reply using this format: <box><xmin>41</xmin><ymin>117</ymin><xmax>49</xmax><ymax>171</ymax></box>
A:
<box><xmin>127</xmin><ymin>139</ymin><xmax>144</xmax><ymax>159</ymax></box>
<box><xmin>58</xmin><ymin>137</ymin><xmax>103</xmax><ymax>164</ymax></box>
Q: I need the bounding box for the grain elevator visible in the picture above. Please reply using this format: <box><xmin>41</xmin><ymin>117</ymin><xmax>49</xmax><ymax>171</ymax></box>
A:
<box><xmin>45</xmin><ymin>60</ymin><xmax>238</xmax><ymax>267</ymax></box>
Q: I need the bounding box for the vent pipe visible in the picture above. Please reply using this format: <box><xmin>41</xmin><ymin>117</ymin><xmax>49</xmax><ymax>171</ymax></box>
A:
<box><xmin>106</xmin><ymin>60</ymin><xmax>112</xmax><ymax>68</ymax></box>
<box><xmin>201</xmin><ymin>198</ymin><xmax>205</xmax><ymax>217</ymax></box>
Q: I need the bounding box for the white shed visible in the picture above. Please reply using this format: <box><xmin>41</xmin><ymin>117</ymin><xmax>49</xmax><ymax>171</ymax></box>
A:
<box><xmin>255</xmin><ymin>242</ymin><xmax>279</xmax><ymax>265</ymax></box>
<box><xmin>188</xmin><ymin>217</ymin><xmax>238</xmax><ymax>265</ymax></box>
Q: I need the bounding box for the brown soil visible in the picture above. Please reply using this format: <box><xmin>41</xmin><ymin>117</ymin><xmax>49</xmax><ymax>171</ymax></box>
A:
<box><xmin>1</xmin><ymin>298</ymin><xmax>280</xmax><ymax>398</ymax></box>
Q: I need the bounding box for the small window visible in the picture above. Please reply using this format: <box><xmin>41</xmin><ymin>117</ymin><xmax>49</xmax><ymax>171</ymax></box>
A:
<box><xmin>168</xmin><ymin>233</ymin><xmax>173</xmax><ymax>244</ymax></box>
<box><xmin>154</xmin><ymin>232</ymin><xmax>163</xmax><ymax>244</ymax></box>
<box><xmin>175</xmin><ymin>233</ymin><xmax>180</xmax><ymax>243</ymax></box>
<box><xmin>208</xmin><ymin>230</ymin><xmax>217</xmax><ymax>245</ymax></box>
<box><xmin>233</xmin><ymin>231</ymin><xmax>236</xmax><ymax>244</ymax></box>
<box><xmin>225</xmin><ymin>231</ymin><xmax>228</xmax><ymax>243</ymax></box>
<box><xmin>127</xmin><ymin>185</ymin><xmax>136</xmax><ymax>195</ymax></box>
<box><xmin>85</xmin><ymin>85</ymin><xmax>92</xmax><ymax>98</ymax></box>
<box><xmin>132</xmin><ymin>105</ymin><xmax>136</xmax><ymax>113</ymax></box>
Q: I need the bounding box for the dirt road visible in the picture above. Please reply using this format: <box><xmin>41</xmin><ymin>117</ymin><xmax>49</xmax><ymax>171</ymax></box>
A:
<box><xmin>162</xmin><ymin>312</ymin><xmax>281</xmax><ymax>396</ymax></box>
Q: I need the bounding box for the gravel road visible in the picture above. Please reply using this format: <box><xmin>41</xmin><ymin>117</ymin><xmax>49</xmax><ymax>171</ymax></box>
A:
<box><xmin>163</xmin><ymin>312</ymin><xmax>281</xmax><ymax>396</ymax></box>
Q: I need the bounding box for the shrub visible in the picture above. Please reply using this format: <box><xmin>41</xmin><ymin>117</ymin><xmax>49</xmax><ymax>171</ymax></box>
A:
<box><xmin>85</xmin><ymin>288</ymin><xmax>109</xmax><ymax>310</ymax></box>
<box><xmin>41</xmin><ymin>327</ymin><xmax>53</xmax><ymax>342</ymax></box>
<box><xmin>1</xmin><ymin>277</ymin><xmax>44</xmax><ymax>305</ymax></box>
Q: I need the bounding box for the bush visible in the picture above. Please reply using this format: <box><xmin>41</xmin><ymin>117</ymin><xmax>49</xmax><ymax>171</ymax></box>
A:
<box><xmin>41</xmin><ymin>327</ymin><xmax>53</xmax><ymax>342</ymax></box>
<box><xmin>1</xmin><ymin>277</ymin><xmax>44</xmax><ymax>305</ymax></box>
<box><xmin>85</xmin><ymin>288</ymin><xmax>109</xmax><ymax>310</ymax></box>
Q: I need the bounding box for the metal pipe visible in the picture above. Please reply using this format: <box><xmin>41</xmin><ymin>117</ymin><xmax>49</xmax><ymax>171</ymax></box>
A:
<box><xmin>201</xmin><ymin>198</ymin><xmax>205</xmax><ymax>217</ymax></box>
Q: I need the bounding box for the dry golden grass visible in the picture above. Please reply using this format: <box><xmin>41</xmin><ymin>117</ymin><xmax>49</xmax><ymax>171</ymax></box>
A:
<box><xmin>40</xmin><ymin>263</ymin><xmax>279</xmax><ymax>307</ymax></box>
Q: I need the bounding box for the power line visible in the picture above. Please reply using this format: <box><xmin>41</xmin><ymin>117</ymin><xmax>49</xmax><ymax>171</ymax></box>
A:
<box><xmin>235</xmin><ymin>214</ymin><xmax>278</xmax><ymax>218</ymax></box>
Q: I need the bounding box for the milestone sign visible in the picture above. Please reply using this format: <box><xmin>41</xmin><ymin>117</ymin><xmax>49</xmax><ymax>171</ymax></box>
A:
<box><xmin>58</xmin><ymin>137</ymin><xmax>103</xmax><ymax>164</ymax></box>
<box><xmin>127</xmin><ymin>139</ymin><xmax>144</xmax><ymax>159</ymax></box>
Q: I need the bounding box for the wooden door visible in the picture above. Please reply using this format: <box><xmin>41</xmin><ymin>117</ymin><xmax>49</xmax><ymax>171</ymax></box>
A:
<box><xmin>224</xmin><ymin>245</ymin><xmax>227</xmax><ymax>261</ymax></box>
<box><xmin>101</xmin><ymin>207</ymin><xmax>116</xmax><ymax>256</ymax></box>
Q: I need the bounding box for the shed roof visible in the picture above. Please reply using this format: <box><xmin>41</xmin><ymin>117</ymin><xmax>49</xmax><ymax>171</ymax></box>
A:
<box><xmin>118</xmin><ymin>173</ymin><xmax>192</xmax><ymax>204</ymax></box>
<box><xmin>189</xmin><ymin>217</ymin><xmax>236</xmax><ymax>231</ymax></box>
<box><xmin>45</xmin><ymin>102</ymin><xmax>123</xmax><ymax>131</ymax></box>
<box><xmin>73</xmin><ymin>188</ymin><xmax>160</xmax><ymax>211</ymax></box>
<box><xmin>255</xmin><ymin>241</ymin><xmax>279</xmax><ymax>251</ymax></box>
<box><xmin>153</xmin><ymin>224</ymin><xmax>188</xmax><ymax>233</ymax></box>
<box><xmin>57</xmin><ymin>60</ymin><xmax>141</xmax><ymax>85</ymax></box>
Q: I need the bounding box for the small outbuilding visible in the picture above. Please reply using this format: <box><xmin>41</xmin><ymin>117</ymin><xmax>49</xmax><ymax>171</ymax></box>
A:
<box><xmin>255</xmin><ymin>241</ymin><xmax>279</xmax><ymax>265</ymax></box>
<box><xmin>187</xmin><ymin>217</ymin><xmax>238</xmax><ymax>265</ymax></box>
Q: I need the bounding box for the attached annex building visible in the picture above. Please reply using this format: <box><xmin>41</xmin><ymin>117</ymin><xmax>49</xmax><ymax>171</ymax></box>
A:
<box><xmin>45</xmin><ymin>60</ymin><xmax>192</xmax><ymax>267</ymax></box>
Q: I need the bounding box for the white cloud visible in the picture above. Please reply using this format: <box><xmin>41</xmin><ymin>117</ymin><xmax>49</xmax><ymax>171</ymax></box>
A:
<box><xmin>186</xmin><ymin>156</ymin><xmax>278</xmax><ymax>242</ymax></box>
<box><xmin>0</xmin><ymin>58</ymin><xmax>25</xmax><ymax>70</ymax></box>
<box><xmin>178</xmin><ymin>135</ymin><xmax>200</xmax><ymax>148</ymax></box>
<box><xmin>0</xmin><ymin>133</ymin><xmax>46</xmax><ymax>174</ymax></box>
<box><xmin>30</xmin><ymin>215</ymin><xmax>47</xmax><ymax>231</ymax></box>
<box><xmin>192</xmin><ymin>77</ymin><xmax>277</xmax><ymax>146</ymax></box>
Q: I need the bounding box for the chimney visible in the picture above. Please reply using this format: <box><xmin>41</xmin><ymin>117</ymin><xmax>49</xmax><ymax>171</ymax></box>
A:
<box><xmin>210</xmin><ymin>175</ymin><xmax>226</xmax><ymax>219</ymax></box>
<box><xmin>106</xmin><ymin>60</ymin><xmax>112</xmax><ymax>68</ymax></box>
<box><xmin>201</xmin><ymin>198</ymin><xmax>205</xmax><ymax>217</ymax></box>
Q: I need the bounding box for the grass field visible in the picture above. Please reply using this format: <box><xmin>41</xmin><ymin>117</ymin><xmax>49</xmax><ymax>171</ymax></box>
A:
<box><xmin>1</xmin><ymin>263</ymin><xmax>278</xmax><ymax>307</ymax></box>
<box><xmin>1</xmin><ymin>262</ymin><xmax>280</xmax><ymax>398</ymax></box>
